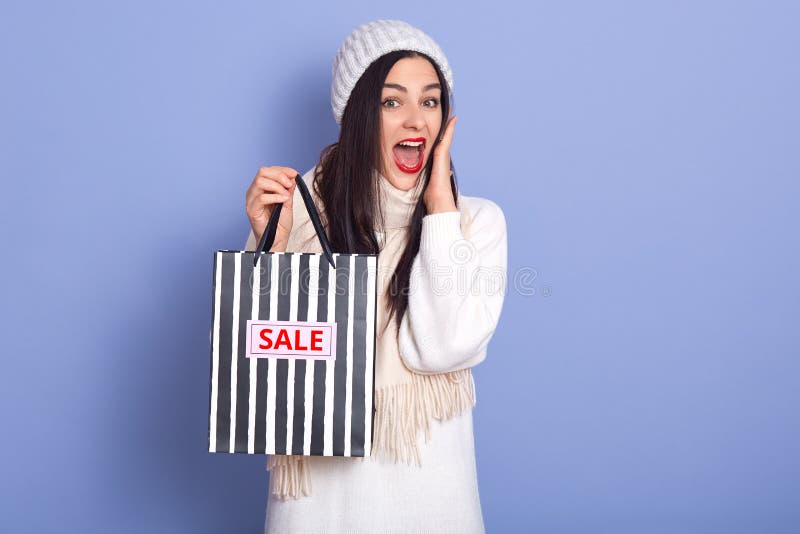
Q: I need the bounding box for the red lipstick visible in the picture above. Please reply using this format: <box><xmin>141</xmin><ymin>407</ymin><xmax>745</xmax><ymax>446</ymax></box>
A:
<box><xmin>392</xmin><ymin>137</ymin><xmax>426</xmax><ymax>174</ymax></box>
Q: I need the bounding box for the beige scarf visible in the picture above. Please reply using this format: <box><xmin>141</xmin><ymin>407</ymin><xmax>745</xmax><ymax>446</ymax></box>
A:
<box><xmin>262</xmin><ymin>167</ymin><xmax>477</xmax><ymax>500</ymax></box>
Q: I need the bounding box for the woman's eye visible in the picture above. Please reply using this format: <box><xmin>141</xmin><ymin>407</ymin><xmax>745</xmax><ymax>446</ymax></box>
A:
<box><xmin>382</xmin><ymin>97</ymin><xmax>440</xmax><ymax>109</ymax></box>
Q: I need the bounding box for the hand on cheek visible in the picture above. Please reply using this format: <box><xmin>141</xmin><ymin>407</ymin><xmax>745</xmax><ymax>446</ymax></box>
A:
<box><xmin>423</xmin><ymin>115</ymin><xmax>458</xmax><ymax>214</ymax></box>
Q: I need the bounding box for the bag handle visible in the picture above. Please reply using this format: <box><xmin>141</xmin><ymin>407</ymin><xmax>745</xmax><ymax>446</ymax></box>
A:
<box><xmin>253</xmin><ymin>173</ymin><xmax>336</xmax><ymax>268</ymax></box>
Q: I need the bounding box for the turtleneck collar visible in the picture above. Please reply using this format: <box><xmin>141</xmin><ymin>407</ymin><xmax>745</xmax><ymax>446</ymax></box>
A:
<box><xmin>376</xmin><ymin>169</ymin><xmax>425</xmax><ymax>230</ymax></box>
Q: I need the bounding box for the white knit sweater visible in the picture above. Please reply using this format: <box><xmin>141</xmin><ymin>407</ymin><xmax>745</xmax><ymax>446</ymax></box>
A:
<box><xmin>246</xmin><ymin>170</ymin><xmax>508</xmax><ymax>534</ymax></box>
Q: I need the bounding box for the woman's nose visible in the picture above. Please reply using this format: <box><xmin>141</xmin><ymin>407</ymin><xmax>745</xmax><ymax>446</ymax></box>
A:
<box><xmin>402</xmin><ymin>105</ymin><xmax>426</xmax><ymax>129</ymax></box>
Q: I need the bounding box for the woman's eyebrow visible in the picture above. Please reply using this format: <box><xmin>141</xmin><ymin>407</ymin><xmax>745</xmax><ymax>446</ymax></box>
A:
<box><xmin>383</xmin><ymin>83</ymin><xmax>441</xmax><ymax>92</ymax></box>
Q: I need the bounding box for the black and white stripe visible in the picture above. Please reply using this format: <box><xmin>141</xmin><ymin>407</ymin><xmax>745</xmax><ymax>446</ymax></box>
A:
<box><xmin>208</xmin><ymin>251</ymin><xmax>377</xmax><ymax>456</ymax></box>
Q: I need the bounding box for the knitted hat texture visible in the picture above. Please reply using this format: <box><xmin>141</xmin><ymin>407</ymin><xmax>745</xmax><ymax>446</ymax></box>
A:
<box><xmin>331</xmin><ymin>19</ymin><xmax>454</xmax><ymax>125</ymax></box>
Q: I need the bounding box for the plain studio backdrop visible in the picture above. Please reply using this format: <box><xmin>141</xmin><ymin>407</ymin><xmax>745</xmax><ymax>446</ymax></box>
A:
<box><xmin>1</xmin><ymin>1</ymin><xmax>798</xmax><ymax>533</ymax></box>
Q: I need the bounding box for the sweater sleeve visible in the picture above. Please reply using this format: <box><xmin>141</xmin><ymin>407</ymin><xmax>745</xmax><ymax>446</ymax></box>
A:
<box><xmin>398</xmin><ymin>198</ymin><xmax>508</xmax><ymax>374</ymax></box>
<box><xmin>244</xmin><ymin>228</ymin><xmax>257</xmax><ymax>251</ymax></box>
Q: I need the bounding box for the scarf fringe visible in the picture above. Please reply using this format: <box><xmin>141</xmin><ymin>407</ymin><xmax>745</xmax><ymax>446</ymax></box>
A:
<box><xmin>266</xmin><ymin>454</ymin><xmax>312</xmax><ymax>500</ymax></box>
<box><xmin>265</xmin><ymin>368</ymin><xmax>476</xmax><ymax>500</ymax></box>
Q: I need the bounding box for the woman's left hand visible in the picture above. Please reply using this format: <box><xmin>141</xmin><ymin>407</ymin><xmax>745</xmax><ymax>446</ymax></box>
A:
<box><xmin>423</xmin><ymin>115</ymin><xmax>458</xmax><ymax>214</ymax></box>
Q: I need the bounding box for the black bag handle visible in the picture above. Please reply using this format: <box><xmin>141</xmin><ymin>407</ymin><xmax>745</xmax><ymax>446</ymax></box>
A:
<box><xmin>253</xmin><ymin>173</ymin><xmax>335</xmax><ymax>268</ymax></box>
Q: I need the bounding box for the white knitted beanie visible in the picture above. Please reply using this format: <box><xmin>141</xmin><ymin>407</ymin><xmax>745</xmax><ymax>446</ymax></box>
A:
<box><xmin>331</xmin><ymin>19</ymin><xmax>454</xmax><ymax>126</ymax></box>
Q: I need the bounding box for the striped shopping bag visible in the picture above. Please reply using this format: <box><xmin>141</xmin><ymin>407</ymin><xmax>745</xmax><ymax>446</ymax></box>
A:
<box><xmin>208</xmin><ymin>175</ymin><xmax>377</xmax><ymax>457</ymax></box>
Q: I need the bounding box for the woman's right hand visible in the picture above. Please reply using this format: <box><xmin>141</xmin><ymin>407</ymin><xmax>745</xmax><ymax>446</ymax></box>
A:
<box><xmin>245</xmin><ymin>166</ymin><xmax>298</xmax><ymax>251</ymax></box>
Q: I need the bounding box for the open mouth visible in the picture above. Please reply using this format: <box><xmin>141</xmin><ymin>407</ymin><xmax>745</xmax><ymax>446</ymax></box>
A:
<box><xmin>392</xmin><ymin>138</ymin><xmax>425</xmax><ymax>173</ymax></box>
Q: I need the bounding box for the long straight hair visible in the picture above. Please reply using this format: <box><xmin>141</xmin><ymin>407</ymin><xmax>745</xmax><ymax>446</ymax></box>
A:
<box><xmin>313</xmin><ymin>50</ymin><xmax>457</xmax><ymax>332</ymax></box>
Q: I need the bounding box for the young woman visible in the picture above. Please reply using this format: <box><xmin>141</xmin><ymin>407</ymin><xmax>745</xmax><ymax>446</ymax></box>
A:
<box><xmin>244</xmin><ymin>19</ymin><xmax>507</xmax><ymax>533</ymax></box>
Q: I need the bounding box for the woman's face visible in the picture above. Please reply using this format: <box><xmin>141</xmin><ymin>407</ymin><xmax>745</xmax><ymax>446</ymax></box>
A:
<box><xmin>379</xmin><ymin>56</ymin><xmax>443</xmax><ymax>191</ymax></box>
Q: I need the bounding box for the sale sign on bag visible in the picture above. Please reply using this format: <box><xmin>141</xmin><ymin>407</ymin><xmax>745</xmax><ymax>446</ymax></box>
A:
<box><xmin>246</xmin><ymin>320</ymin><xmax>337</xmax><ymax>360</ymax></box>
<box><xmin>208</xmin><ymin>175</ymin><xmax>377</xmax><ymax>458</ymax></box>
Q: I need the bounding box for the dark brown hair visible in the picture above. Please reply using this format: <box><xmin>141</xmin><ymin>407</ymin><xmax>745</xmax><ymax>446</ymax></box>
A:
<box><xmin>313</xmin><ymin>49</ymin><xmax>458</xmax><ymax>332</ymax></box>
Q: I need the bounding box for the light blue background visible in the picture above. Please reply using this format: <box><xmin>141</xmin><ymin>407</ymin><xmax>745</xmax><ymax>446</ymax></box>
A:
<box><xmin>2</xmin><ymin>1</ymin><xmax>798</xmax><ymax>532</ymax></box>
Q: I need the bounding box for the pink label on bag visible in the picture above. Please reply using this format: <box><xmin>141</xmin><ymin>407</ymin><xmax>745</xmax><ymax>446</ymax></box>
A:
<box><xmin>245</xmin><ymin>320</ymin><xmax>337</xmax><ymax>360</ymax></box>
